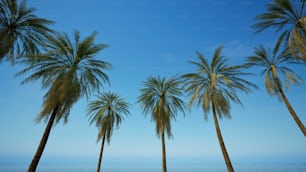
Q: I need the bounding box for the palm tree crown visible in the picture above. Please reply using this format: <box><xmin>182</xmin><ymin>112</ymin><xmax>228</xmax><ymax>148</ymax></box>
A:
<box><xmin>87</xmin><ymin>92</ymin><xmax>130</xmax><ymax>143</ymax></box>
<box><xmin>0</xmin><ymin>0</ymin><xmax>54</xmax><ymax>63</ymax></box>
<box><xmin>252</xmin><ymin>0</ymin><xmax>305</xmax><ymax>59</ymax></box>
<box><xmin>182</xmin><ymin>46</ymin><xmax>256</xmax><ymax>119</ymax></box>
<box><xmin>17</xmin><ymin>30</ymin><xmax>111</xmax><ymax>124</ymax></box>
<box><xmin>137</xmin><ymin>75</ymin><xmax>185</xmax><ymax>138</ymax></box>
<box><xmin>246</xmin><ymin>37</ymin><xmax>303</xmax><ymax>100</ymax></box>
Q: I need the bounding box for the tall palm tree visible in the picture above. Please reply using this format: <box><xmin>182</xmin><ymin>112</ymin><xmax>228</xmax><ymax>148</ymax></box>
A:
<box><xmin>246</xmin><ymin>36</ymin><xmax>305</xmax><ymax>136</ymax></box>
<box><xmin>182</xmin><ymin>46</ymin><xmax>256</xmax><ymax>172</ymax></box>
<box><xmin>0</xmin><ymin>0</ymin><xmax>54</xmax><ymax>63</ymax></box>
<box><xmin>16</xmin><ymin>31</ymin><xmax>111</xmax><ymax>172</ymax></box>
<box><xmin>252</xmin><ymin>0</ymin><xmax>306</xmax><ymax>59</ymax></box>
<box><xmin>137</xmin><ymin>76</ymin><xmax>185</xmax><ymax>172</ymax></box>
<box><xmin>87</xmin><ymin>92</ymin><xmax>130</xmax><ymax>172</ymax></box>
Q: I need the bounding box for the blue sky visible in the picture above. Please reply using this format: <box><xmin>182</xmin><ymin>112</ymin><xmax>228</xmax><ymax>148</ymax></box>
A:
<box><xmin>1</xmin><ymin>0</ymin><xmax>305</xmax><ymax>167</ymax></box>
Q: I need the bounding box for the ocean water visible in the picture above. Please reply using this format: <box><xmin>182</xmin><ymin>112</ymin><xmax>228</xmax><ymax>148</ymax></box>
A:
<box><xmin>1</xmin><ymin>163</ymin><xmax>306</xmax><ymax>172</ymax></box>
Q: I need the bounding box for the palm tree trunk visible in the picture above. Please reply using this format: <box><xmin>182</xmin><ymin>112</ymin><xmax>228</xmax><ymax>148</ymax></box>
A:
<box><xmin>212</xmin><ymin>102</ymin><xmax>234</xmax><ymax>172</ymax></box>
<box><xmin>96</xmin><ymin>133</ymin><xmax>106</xmax><ymax>172</ymax></box>
<box><xmin>278</xmin><ymin>87</ymin><xmax>306</xmax><ymax>136</ymax></box>
<box><xmin>161</xmin><ymin>132</ymin><xmax>167</xmax><ymax>172</ymax></box>
<box><xmin>28</xmin><ymin>105</ymin><xmax>59</xmax><ymax>172</ymax></box>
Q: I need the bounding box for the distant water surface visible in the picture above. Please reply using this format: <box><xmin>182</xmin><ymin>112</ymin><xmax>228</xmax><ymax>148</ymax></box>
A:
<box><xmin>1</xmin><ymin>162</ymin><xmax>305</xmax><ymax>172</ymax></box>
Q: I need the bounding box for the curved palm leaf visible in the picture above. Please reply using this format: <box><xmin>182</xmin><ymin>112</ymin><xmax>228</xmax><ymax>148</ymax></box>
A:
<box><xmin>0</xmin><ymin>0</ymin><xmax>54</xmax><ymax>63</ymax></box>
<box><xmin>182</xmin><ymin>46</ymin><xmax>256</xmax><ymax>119</ymax></box>
<box><xmin>246</xmin><ymin>37</ymin><xmax>303</xmax><ymax>99</ymax></box>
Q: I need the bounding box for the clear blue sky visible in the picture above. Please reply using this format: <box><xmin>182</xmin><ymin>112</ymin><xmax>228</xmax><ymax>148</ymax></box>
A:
<box><xmin>0</xmin><ymin>0</ymin><xmax>305</xmax><ymax>166</ymax></box>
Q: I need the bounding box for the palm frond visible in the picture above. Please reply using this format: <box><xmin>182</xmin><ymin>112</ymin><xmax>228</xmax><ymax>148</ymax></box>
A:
<box><xmin>137</xmin><ymin>75</ymin><xmax>185</xmax><ymax>139</ymax></box>
<box><xmin>246</xmin><ymin>38</ymin><xmax>303</xmax><ymax>101</ymax></box>
<box><xmin>183</xmin><ymin>46</ymin><xmax>256</xmax><ymax>120</ymax></box>
<box><xmin>87</xmin><ymin>92</ymin><xmax>130</xmax><ymax>143</ymax></box>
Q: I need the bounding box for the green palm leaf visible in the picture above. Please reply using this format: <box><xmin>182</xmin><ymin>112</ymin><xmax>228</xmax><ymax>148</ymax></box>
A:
<box><xmin>0</xmin><ymin>0</ymin><xmax>54</xmax><ymax>63</ymax></box>
<box><xmin>246</xmin><ymin>38</ymin><xmax>303</xmax><ymax>100</ymax></box>
<box><xmin>182</xmin><ymin>46</ymin><xmax>256</xmax><ymax>119</ymax></box>
<box><xmin>87</xmin><ymin>92</ymin><xmax>130</xmax><ymax>143</ymax></box>
<box><xmin>137</xmin><ymin>75</ymin><xmax>185</xmax><ymax>138</ymax></box>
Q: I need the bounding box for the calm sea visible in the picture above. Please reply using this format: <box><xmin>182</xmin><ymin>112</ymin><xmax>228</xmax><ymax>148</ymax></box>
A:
<box><xmin>1</xmin><ymin>162</ymin><xmax>306</xmax><ymax>172</ymax></box>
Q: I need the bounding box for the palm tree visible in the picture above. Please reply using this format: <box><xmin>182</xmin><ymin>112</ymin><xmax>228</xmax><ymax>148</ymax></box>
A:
<box><xmin>87</xmin><ymin>92</ymin><xmax>130</xmax><ymax>172</ymax></box>
<box><xmin>16</xmin><ymin>31</ymin><xmax>111</xmax><ymax>172</ymax></box>
<box><xmin>0</xmin><ymin>0</ymin><xmax>54</xmax><ymax>63</ymax></box>
<box><xmin>246</xmin><ymin>36</ymin><xmax>305</xmax><ymax>136</ymax></box>
<box><xmin>137</xmin><ymin>76</ymin><xmax>185</xmax><ymax>172</ymax></box>
<box><xmin>182</xmin><ymin>46</ymin><xmax>256</xmax><ymax>172</ymax></box>
<box><xmin>252</xmin><ymin>0</ymin><xmax>305</xmax><ymax>59</ymax></box>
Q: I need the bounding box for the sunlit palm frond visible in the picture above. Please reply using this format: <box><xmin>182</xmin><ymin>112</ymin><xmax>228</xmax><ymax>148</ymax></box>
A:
<box><xmin>17</xmin><ymin>31</ymin><xmax>111</xmax><ymax>124</ymax></box>
<box><xmin>182</xmin><ymin>46</ymin><xmax>256</xmax><ymax>120</ymax></box>
<box><xmin>246</xmin><ymin>38</ymin><xmax>303</xmax><ymax>101</ymax></box>
<box><xmin>289</xmin><ymin>27</ymin><xmax>306</xmax><ymax>59</ymax></box>
<box><xmin>87</xmin><ymin>92</ymin><xmax>130</xmax><ymax>143</ymax></box>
